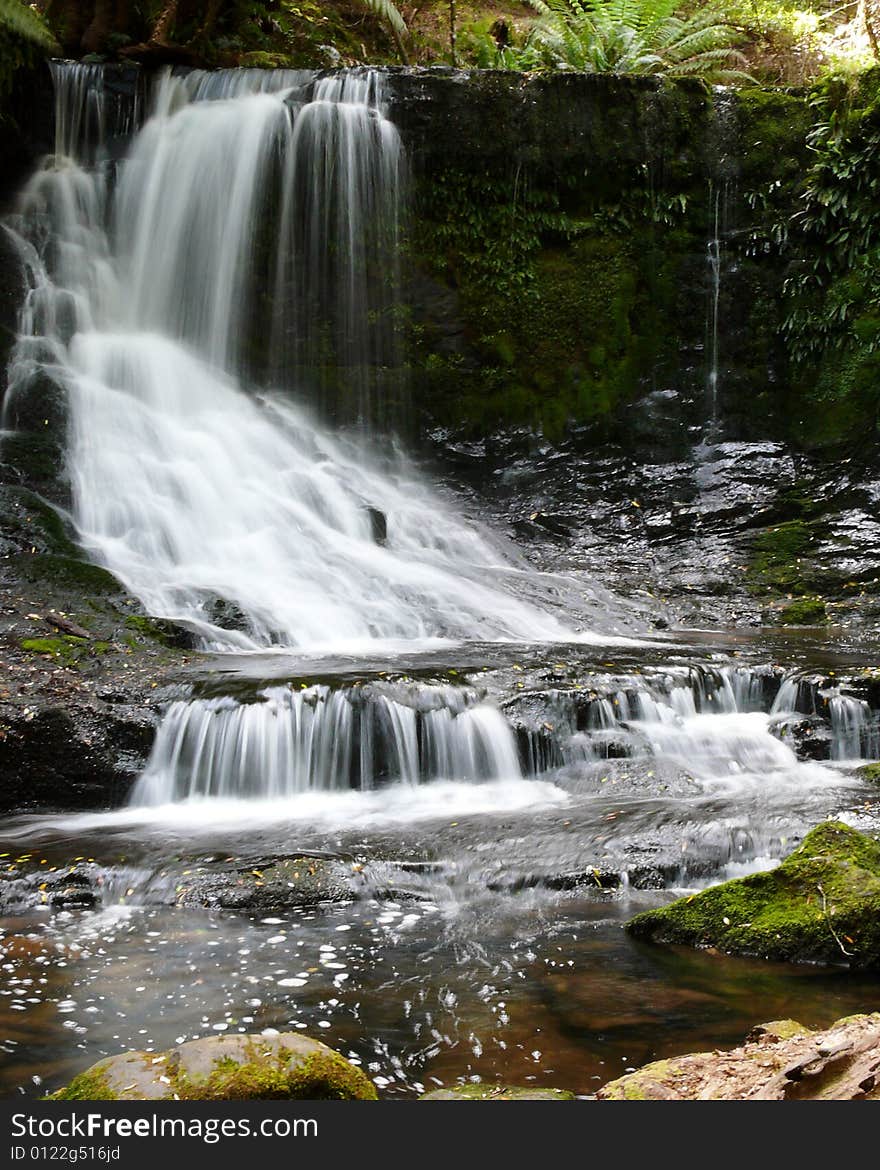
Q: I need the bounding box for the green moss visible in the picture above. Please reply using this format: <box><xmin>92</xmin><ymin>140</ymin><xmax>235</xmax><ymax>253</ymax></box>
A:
<box><xmin>599</xmin><ymin>1058</ymin><xmax>676</xmax><ymax>1100</ymax></box>
<box><xmin>175</xmin><ymin>1047</ymin><xmax>377</xmax><ymax>1101</ymax></box>
<box><xmin>21</xmin><ymin>635</ymin><xmax>111</xmax><ymax>667</ymax></box>
<box><xmin>747</xmin><ymin>520</ymin><xmax>817</xmax><ymax>595</ymax></box>
<box><xmin>779</xmin><ymin>596</ymin><xmax>827</xmax><ymax>625</ymax></box>
<box><xmin>124</xmin><ymin>614</ymin><xmax>179</xmax><ymax>647</ymax></box>
<box><xmin>856</xmin><ymin>763</ymin><xmax>880</xmax><ymax>783</ymax></box>
<box><xmin>12</xmin><ymin>553</ymin><xmax>123</xmax><ymax>594</ymax></box>
<box><xmin>627</xmin><ymin>821</ymin><xmax>880</xmax><ymax>969</ymax></box>
<box><xmin>50</xmin><ymin>1065</ymin><xmax>117</xmax><ymax>1101</ymax></box>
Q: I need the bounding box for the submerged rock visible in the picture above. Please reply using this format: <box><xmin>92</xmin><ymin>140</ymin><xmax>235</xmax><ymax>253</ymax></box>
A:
<box><xmin>421</xmin><ymin>1085</ymin><xmax>575</xmax><ymax>1101</ymax></box>
<box><xmin>626</xmin><ymin>821</ymin><xmax>880</xmax><ymax>969</ymax></box>
<box><xmin>174</xmin><ymin>855</ymin><xmax>358</xmax><ymax>910</ymax></box>
<box><xmin>51</xmin><ymin>1032</ymin><xmax>377</xmax><ymax>1100</ymax></box>
<box><xmin>597</xmin><ymin>1013</ymin><xmax>880</xmax><ymax>1099</ymax></box>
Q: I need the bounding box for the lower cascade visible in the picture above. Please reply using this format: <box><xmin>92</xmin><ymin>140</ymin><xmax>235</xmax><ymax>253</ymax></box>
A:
<box><xmin>134</xmin><ymin>685</ymin><xmax>523</xmax><ymax>804</ymax></box>
<box><xmin>133</xmin><ymin>664</ymin><xmax>880</xmax><ymax>806</ymax></box>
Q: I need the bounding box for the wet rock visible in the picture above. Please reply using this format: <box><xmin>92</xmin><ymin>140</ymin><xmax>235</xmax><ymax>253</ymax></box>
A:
<box><xmin>174</xmin><ymin>855</ymin><xmax>359</xmax><ymax>910</ymax></box>
<box><xmin>51</xmin><ymin>1032</ymin><xmax>377</xmax><ymax>1100</ymax></box>
<box><xmin>421</xmin><ymin>1085</ymin><xmax>574</xmax><ymax>1100</ymax></box>
<box><xmin>366</xmin><ymin>506</ymin><xmax>387</xmax><ymax>545</ymax></box>
<box><xmin>0</xmin><ymin>704</ymin><xmax>156</xmax><ymax>814</ymax></box>
<box><xmin>0</xmin><ymin>862</ymin><xmax>102</xmax><ymax>914</ymax></box>
<box><xmin>597</xmin><ymin>1012</ymin><xmax>880</xmax><ymax>1099</ymax></box>
<box><xmin>206</xmin><ymin>597</ymin><xmax>250</xmax><ymax>633</ymax></box>
<box><xmin>627</xmin><ymin>821</ymin><xmax>880</xmax><ymax>969</ymax></box>
<box><xmin>768</xmin><ymin>714</ymin><xmax>833</xmax><ymax>761</ymax></box>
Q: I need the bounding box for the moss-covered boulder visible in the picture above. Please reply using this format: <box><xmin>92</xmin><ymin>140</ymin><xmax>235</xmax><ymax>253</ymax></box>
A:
<box><xmin>626</xmin><ymin>821</ymin><xmax>880</xmax><ymax>969</ymax></box>
<box><xmin>597</xmin><ymin>1012</ymin><xmax>880</xmax><ymax>1100</ymax></box>
<box><xmin>420</xmin><ymin>1085</ymin><xmax>575</xmax><ymax>1101</ymax></box>
<box><xmin>52</xmin><ymin>1033</ymin><xmax>378</xmax><ymax>1101</ymax></box>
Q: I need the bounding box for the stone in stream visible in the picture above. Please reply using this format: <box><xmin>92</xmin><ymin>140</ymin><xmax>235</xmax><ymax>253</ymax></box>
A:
<box><xmin>174</xmin><ymin>855</ymin><xmax>359</xmax><ymax>910</ymax></box>
<box><xmin>627</xmin><ymin>821</ymin><xmax>880</xmax><ymax>969</ymax></box>
<box><xmin>597</xmin><ymin>1013</ymin><xmax>880</xmax><ymax>1100</ymax></box>
<box><xmin>50</xmin><ymin>1033</ymin><xmax>377</xmax><ymax>1100</ymax></box>
<box><xmin>421</xmin><ymin>1085</ymin><xmax>575</xmax><ymax>1101</ymax></box>
<box><xmin>768</xmin><ymin>713</ymin><xmax>833</xmax><ymax>761</ymax></box>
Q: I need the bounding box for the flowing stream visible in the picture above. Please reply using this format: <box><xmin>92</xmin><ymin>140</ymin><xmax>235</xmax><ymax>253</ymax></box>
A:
<box><xmin>1</xmin><ymin>64</ymin><xmax>879</xmax><ymax>1098</ymax></box>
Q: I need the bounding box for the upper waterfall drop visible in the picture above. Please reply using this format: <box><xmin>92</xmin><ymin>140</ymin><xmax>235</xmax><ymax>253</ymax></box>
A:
<box><xmin>5</xmin><ymin>63</ymin><xmax>615</xmax><ymax>652</ymax></box>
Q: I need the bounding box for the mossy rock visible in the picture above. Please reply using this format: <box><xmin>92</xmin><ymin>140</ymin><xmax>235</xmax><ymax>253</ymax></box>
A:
<box><xmin>626</xmin><ymin>821</ymin><xmax>880</xmax><ymax>969</ymax></box>
<box><xmin>51</xmin><ymin>1033</ymin><xmax>377</xmax><ymax>1101</ymax></box>
<box><xmin>856</xmin><ymin>762</ymin><xmax>880</xmax><ymax>783</ymax></box>
<box><xmin>779</xmin><ymin>596</ymin><xmax>827</xmax><ymax>626</ymax></box>
<box><xmin>420</xmin><ymin>1084</ymin><xmax>575</xmax><ymax>1101</ymax></box>
<box><xmin>11</xmin><ymin>553</ymin><xmax>123</xmax><ymax>594</ymax></box>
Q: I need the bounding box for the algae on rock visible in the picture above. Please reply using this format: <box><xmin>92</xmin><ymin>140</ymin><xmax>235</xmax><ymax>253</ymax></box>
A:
<box><xmin>626</xmin><ymin>821</ymin><xmax>880</xmax><ymax>969</ymax></box>
<box><xmin>52</xmin><ymin>1033</ymin><xmax>378</xmax><ymax>1100</ymax></box>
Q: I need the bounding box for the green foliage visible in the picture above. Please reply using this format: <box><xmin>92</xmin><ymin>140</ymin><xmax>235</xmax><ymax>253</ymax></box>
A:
<box><xmin>782</xmin><ymin>70</ymin><xmax>880</xmax><ymax>366</ymax></box>
<box><xmin>508</xmin><ymin>0</ymin><xmax>752</xmax><ymax>81</ymax></box>
<box><xmin>0</xmin><ymin>1</ymin><xmax>55</xmax><ymax>104</ymax></box>
<box><xmin>360</xmin><ymin>0</ymin><xmax>406</xmax><ymax>40</ymax></box>
<box><xmin>0</xmin><ymin>0</ymin><xmax>57</xmax><ymax>48</ymax></box>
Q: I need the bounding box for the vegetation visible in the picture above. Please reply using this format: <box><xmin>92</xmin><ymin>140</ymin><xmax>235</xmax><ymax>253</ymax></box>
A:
<box><xmin>0</xmin><ymin>0</ymin><xmax>875</xmax><ymax>84</ymax></box>
<box><xmin>504</xmin><ymin>0</ymin><xmax>751</xmax><ymax>82</ymax></box>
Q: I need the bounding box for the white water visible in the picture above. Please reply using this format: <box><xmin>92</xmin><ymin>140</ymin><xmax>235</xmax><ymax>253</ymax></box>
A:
<box><xmin>5</xmin><ymin>64</ymin><xmax>601</xmax><ymax>652</ymax></box>
<box><xmin>133</xmin><ymin>683</ymin><xmax>524</xmax><ymax>804</ymax></box>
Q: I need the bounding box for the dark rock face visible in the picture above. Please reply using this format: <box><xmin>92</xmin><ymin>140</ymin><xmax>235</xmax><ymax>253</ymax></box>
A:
<box><xmin>175</xmin><ymin>855</ymin><xmax>360</xmax><ymax>910</ymax></box>
<box><xmin>0</xmin><ymin>702</ymin><xmax>155</xmax><ymax>812</ymax></box>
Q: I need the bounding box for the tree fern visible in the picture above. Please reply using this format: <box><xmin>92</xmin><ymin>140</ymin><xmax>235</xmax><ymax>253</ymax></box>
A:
<box><xmin>0</xmin><ymin>0</ymin><xmax>57</xmax><ymax>49</ymax></box>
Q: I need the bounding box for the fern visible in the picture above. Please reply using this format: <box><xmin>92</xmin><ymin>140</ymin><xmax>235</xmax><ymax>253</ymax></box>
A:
<box><xmin>0</xmin><ymin>0</ymin><xmax>57</xmax><ymax>49</ymax></box>
<box><xmin>518</xmin><ymin>0</ymin><xmax>751</xmax><ymax>82</ymax></box>
<box><xmin>359</xmin><ymin>0</ymin><xmax>408</xmax><ymax>63</ymax></box>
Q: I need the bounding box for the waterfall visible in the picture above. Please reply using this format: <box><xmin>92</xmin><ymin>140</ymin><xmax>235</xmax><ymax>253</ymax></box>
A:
<box><xmin>133</xmin><ymin>684</ymin><xmax>523</xmax><ymax>805</ymax></box>
<box><xmin>706</xmin><ymin>179</ymin><xmax>722</xmax><ymax>421</ymax></box>
<box><xmin>5</xmin><ymin>62</ymin><xmax>585</xmax><ymax>652</ymax></box>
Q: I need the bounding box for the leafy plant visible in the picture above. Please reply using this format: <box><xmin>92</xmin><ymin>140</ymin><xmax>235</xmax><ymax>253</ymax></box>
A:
<box><xmin>513</xmin><ymin>0</ymin><xmax>752</xmax><ymax>81</ymax></box>
<box><xmin>360</xmin><ymin>0</ymin><xmax>409</xmax><ymax>62</ymax></box>
<box><xmin>0</xmin><ymin>0</ymin><xmax>57</xmax><ymax>48</ymax></box>
<box><xmin>781</xmin><ymin>70</ymin><xmax>880</xmax><ymax>363</ymax></box>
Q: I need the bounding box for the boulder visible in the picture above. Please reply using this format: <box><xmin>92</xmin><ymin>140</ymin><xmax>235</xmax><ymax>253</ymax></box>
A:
<box><xmin>626</xmin><ymin>821</ymin><xmax>880</xmax><ymax>968</ymax></box>
<box><xmin>51</xmin><ymin>1033</ymin><xmax>377</xmax><ymax>1100</ymax></box>
<box><xmin>597</xmin><ymin>1013</ymin><xmax>880</xmax><ymax>1099</ymax></box>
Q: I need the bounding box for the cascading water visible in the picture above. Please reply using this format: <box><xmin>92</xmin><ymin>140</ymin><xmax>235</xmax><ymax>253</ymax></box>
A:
<box><xmin>5</xmin><ymin>63</ymin><xmax>595</xmax><ymax>655</ymax></box>
<box><xmin>133</xmin><ymin>684</ymin><xmax>523</xmax><ymax>805</ymax></box>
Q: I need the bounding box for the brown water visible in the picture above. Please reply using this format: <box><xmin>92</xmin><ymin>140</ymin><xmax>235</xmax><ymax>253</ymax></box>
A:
<box><xmin>2</xmin><ymin>888</ymin><xmax>878</xmax><ymax>1099</ymax></box>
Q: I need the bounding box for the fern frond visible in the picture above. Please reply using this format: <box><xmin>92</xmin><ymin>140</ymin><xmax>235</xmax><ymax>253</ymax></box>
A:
<box><xmin>360</xmin><ymin>0</ymin><xmax>407</xmax><ymax>39</ymax></box>
<box><xmin>0</xmin><ymin>0</ymin><xmax>57</xmax><ymax>49</ymax></box>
